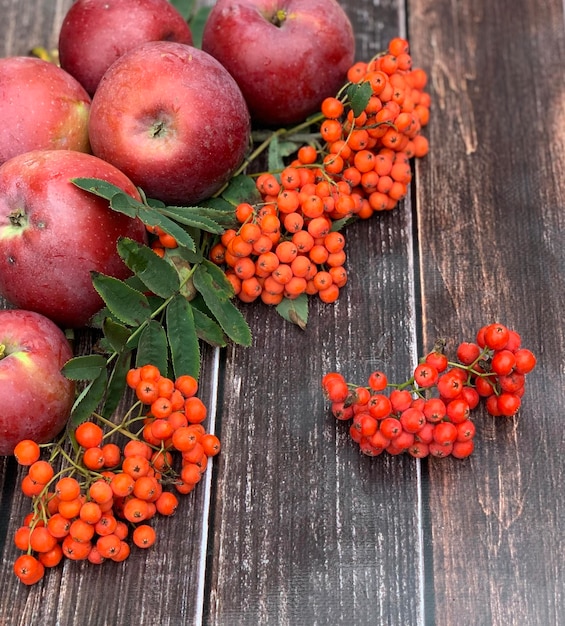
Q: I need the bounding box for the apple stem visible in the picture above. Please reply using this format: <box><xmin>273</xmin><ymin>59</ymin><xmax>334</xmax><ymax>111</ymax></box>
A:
<box><xmin>271</xmin><ymin>9</ymin><xmax>287</xmax><ymax>27</ymax></box>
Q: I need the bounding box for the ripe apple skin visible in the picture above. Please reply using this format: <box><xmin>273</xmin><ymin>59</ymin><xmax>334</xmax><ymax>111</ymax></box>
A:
<box><xmin>201</xmin><ymin>0</ymin><xmax>355</xmax><ymax>126</ymax></box>
<box><xmin>0</xmin><ymin>150</ymin><xmax>148</xmax><ymax>328</ymax></box>
<box><xmin>88</xmin><ymin>41</ymin><xmax>251</xmax><ymax>206</ymax></box>
<box><xmin>0</xmin><ymin>309</ymin><xmax>75</xmax><ymax>456</ymax></box>
<box><xmin>0</xmin><ymin>57</ymin><xmax>91</xmax><ymax>166</ymax></box>
<box><xmin>58</xmin><ymin>0</ymin><xmax>193</xmax><ymax>96</ymax></box>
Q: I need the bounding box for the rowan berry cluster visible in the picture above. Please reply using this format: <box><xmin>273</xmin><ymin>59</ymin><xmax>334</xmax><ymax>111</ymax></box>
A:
<box><xmin>322</xmin><ymin>323</ymin><xmax>536</xmax><ymax>459</ymax></box>
<box><xmin>209</xmin><ymin>37</ymin><xmax>430</xmax><ymax>307</ymax></box>
<box><xmin>11</xmin><ymin>364</ymin><xmax>220</xmax><ymax>586</ymax></box>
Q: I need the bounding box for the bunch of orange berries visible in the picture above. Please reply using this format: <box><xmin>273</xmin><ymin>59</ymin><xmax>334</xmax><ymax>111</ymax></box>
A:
<box><xmin>11</xmin><ymin>364</ymin><xmax>220</xmax><ymax>585</ymax></box>
<box><xmin>208</xmin><ymin>37</ymin><xmax>430</xmax><ymax>307</ymax></box>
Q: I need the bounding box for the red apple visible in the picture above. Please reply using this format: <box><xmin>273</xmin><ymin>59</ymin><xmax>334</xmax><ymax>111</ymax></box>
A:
<box><xmin>0</xmin><ymin>309</ymin><xmax>75</xmax><ymax>456</ymax></box>
<box><xmin>0</xmin><ymin>150</ymin><xmax>148</xmax><ymax>328</ymax></box>
<box><xmin>88</xmin><ymin>41</ymin><xmax>251</xmax><ymax>206</ymax></box>
<box><xmin>201</xmin><ymin>0</ymin><xmax>355</xmax><ymax>126</ymax></box>
<box><xmin>0</xmin><ymin>57</ymin><xmax>91</xmax><ymax>165</ymax></box>
<box><xmin>58</xmin><ymin>0</ymin><xmax>193</xmax><ymax>96</ymax></box>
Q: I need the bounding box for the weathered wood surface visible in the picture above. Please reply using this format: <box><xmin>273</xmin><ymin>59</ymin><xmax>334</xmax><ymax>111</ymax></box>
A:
<box><xmin>0</xmin><ymin>0</ymin><xmax>564</xmax><ymax>624</ymax></box>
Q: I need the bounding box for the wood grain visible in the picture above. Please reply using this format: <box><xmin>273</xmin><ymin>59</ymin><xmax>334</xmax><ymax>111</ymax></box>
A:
<box><xmin>1</xmin><ymin>0</ymin><xmax>565</xmax><ymax>624</ymax></box>
<box><xmin>410</xmin><ymin>0</ymin><xmax>565</xmax><ymax>624</ymax></box>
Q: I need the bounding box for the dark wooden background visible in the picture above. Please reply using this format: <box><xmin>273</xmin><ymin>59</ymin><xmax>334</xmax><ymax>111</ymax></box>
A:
<box><xmin>1</xmin><ymin>0</ymin><xmax>564</xmax><ymax>624</ymax></box>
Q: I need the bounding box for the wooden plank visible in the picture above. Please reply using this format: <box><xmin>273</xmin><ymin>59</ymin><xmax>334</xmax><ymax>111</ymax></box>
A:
<box><xmin>204</xmin><ymin>2</ymin><xmax>425</xmax><ymax>623</ymax></box>
<box><xmin>0</xmin><ymin>2</ymin><xmax>214</xmax><ymax>624</ymax></box>
<box><xmin>409</xmin><ymin>0</ymin><xmax>565</xmax><ymax>623</ymax></box>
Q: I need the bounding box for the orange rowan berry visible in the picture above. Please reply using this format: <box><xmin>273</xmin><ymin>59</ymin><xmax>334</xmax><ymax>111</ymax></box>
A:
<box><xmin>263</xmin><ymin>275</ymin><xmax>285</xmax><ymax>295</ymax></box>
<box><xmin>255</xmin><ymin>173</ymin><xmax>275</xmax><ymax>195</ymax></box>
<box><xmin>94</xmin><ymin>512</ymin><xmax>118</xmax><ymax>537</ymax></box>
<box><xmin>38</xmin><ymin>544</ymin><xmax>64</xmax><ymax>569</ymax></box>
<box><xmin>328</xmin><ymin>139</ymin><xmax>352</xmax><ymax>161</ymax></box>
<box><xmin>290</xmin><ymin>255</ymin><xmax>312</xmax><ymax>278</ymax></box>
<box><xmin>122</xmin><ymin>497</ymin><xmax>150</xmax><ymax>523</ymax></box>
<box><xmin>55</xmin><ymin>476</ymin><xmax>81</xmax><ymax>502</ymax></box>
<box><xmin>297</xmin><ymin>145</ymin><xmax>317</xmax><ymax>164</ymax></box>
<box><xmin>28</xmin><ymin>460</ymin><xmax>54</xmax><ymax>485</ymax></box>
<box><xmin>154</xmin><ymin>490</ymin><xmax>179</xmax><ymax>516</ymax></box>
<box><xmin>309</xmin><ymin>244</ymin><xmax>330</xmax><ymax>265</ymax></box>
<box><xmin>275</xmin><ymin>240</ymin><xmax>298</xmax><ymax>264</ymax></box>
<box><xmin>46</xmin><ymin>513</ymin><xmax>71</xmax><ymax>539</ymax></box>
<box><xmin>13</xmin><ymin>440</ymin><xmax>41</xmax><ymax>466</ymax></box>
<box><xmin>110</xmin><ymin>472</ymin><xmax>135</xmax><ymax>498</ymax></box>
<box><xmin>388</xmin><ymin>37</ymin><xmax>409</xmax><ymax>56</ymax></box>
<box><xmin>233</xmin><ymin>256</ymin><xmax>256</xmax><ymax>280</ymax></box>
<box><xmin>323</xmin><ymin>153</ymin><xmax>344</xmax><ymax>175</ymax></box>
<box><xmin>271</xmin><ymin>263</ymin><xmax>293</xmax><ymax>285</ymax></box>
<box><xmin>180</xmin><ymin>462</ymin><xmax>202</xmax><ymax>486</ymax></box>
<box><xmin>320</xmin><ymin>119</ymin><xmax>343</xmax><ymax>143</ymax></box>
<box><xmin>261</xmin><ymin>291</ymin><xmax>284</xmax><ymax>305</ymax></box>
<box><xmin>139</xmin><ymin>364</ymin><xmax>161</xmax><ymax>382</ymax></box>
<box><xmin>133</xmin><ymin>524</ymin><xmax>157</xmax><ymax>549</ymax></box>
<box><xmin>412</xmin><ymin>134</ymin><xmax>429</xmax><ymax>157</ymax></box>
<box><xmin>20</xmin><ymin>475</ymin><xmax>44</xmax><ymax>497</ymax></box>
<box><xmin>307</xmin><ymin>216</ymin><xmax>332</xmax><ymax>239</ymax></box>
<box><xmin>101</xmin><ymin>443</ymin><xmax>121</xmax><ymax>468</ymax></box>
<box><xmin>259</xmin><ymin>213</ymin><xmax>281</xmax><ymax>234</ymax></box>
<box><xmin>324</xmin><ymin>231</ymin><xmax>345</xmax><ymax>253</ymax></box>
<box><xmin>123</xmin><ymin>439</ymin><xmax>152</xmax><ymax>459</ymax></box>
<box><xmin>240</xmin><ymin>276</ymin><xmax>262</xmax><ymax>300</ymax></box>
<box><xmin>347</xmin><ymin>61</ymin><xmax>367</xmax><ymax>83</ymax></box>
<box><xmin>82</xmin><ymin>446</ymin><xmax>105</xmax><ymax>471</ymax></box>
<box><xmin>29</xmin><ymin>526</ymin><xmax>58</xmax><ymax>553</ymax></box>
<box><xmin>79</xmin><ymin>501</ymin><xmax>103</xmax><ymax>525</ymax></box>
<box><xmin>96</xmin><ymin>533</ymin><xmax>122</xmax><ymax>559</ymax></box>
<box><xmin>239</xmin><ymin>221</ymin><xmax>262</xmax><ymax>244</ymax></box>
<box><xmin>14</xmin><ymin>554</ymin><xmax>45</xmax><ymax>585</ymax></box>
<box><xmin>318</xmin><ymin>283</ymin><xmax>340</xmax><ymax>303</ymax></box>
<box><xmin>347</xmin><ymin>129</ymin><xmax>370</xmax><ymax>151</ymax></box>
<box><xmin>284</xmin><ymin>276</ymin><xmax>307</xmax><ymax>298</ymax></box>
<box><xmin>122</xmin><ymin>455</ymin><xmax>151</xmax><ymax>480</ymax></box>
<box><xmin>209</xmin><ymin>242</ymin><xmax>226</xmax><ymax>265</ymax></box>
<box><xmin>110</xmin><ymin>541</ymin><xmax>131</xmax><ymax>562</ymax></box>
<box><xmin>69</xmin><ymin>518</ymin><xmax>95</xmax><ymax>543</ymax></box>
<box><xmin>174</xmin><ymin>374</ymin><xmax>197</xmax><ymax>399</ymax></box>
<box><xmin>171</xmin><ymin>425</ymin><xmax>199</xmax><ymax>452</ymax></box>
<box><xmin>292</xmin><ymin>229</ymin><xmax>315</xmax><ymax>254</ymax></box>
<box><xmin>329</xmin><ymin>266</ymin><xmax>348</xmax><ymax>287</ymax></box>
<box><xmin>88</xmin><ymin>479</ymin><xmax>113</xmax><ymax>505</ymax></box>
<box><xmin>136</xmin><ymin>379</ymin><xmax>159</xmax><ymax>405</ymax></box>
<box><xmin>283</xmin><ymin>211</ymin><xmax>304</xmax><ymax>234</ymax></box>
<box><xmin>58</xmin><ymin>496</ymin><xmax>84</xmax><ymax>519</ymax></box>
<box><xmin>184</xmin><ymin>396</ymin><xmax>207</xmax><ymax>424</ymax></box>
<box><xmin>235</xmin><ymin>202</ymin><xmax>254</xmax><ymax>223</ymax></box>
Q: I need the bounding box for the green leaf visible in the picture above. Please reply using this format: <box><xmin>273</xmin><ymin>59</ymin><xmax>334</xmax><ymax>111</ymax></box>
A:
<box><xmin>166</xmin><ymin>295</ymin><xmax>200</xmax><ymax>379</ymax></box>
<box><xmin>100</xmin><ymin>350</ymin><xmax>132</xmax><ymax>419</ymax></box>
<box><xmin>135</xmin><ymin>320</ymin><xmax>169</xmax><ymax>374</ymax></box>
<box><xmin>169</xmin><ymin>0</ymin><xmax>194</xmax><ymax>20</ymax></box>
<box><xmin>268</xmin><ymin>136</ymin><xmax>300</xmax><ymax>172</ymax></box>
<box><xmin>347</xmin><ymin>81</ymin><xmax>373</xmax><ymax>117</ymax></box>
<box><xmin>193</xmin><ymin>260</ymin><xmax>252</xmax><ymax>346</ymax></box>
<box><xmin>276</xmin><ymin>293</ymin><xmax>309</xmax><ymax>330</ymax></box>
<box><xmin>70</xmin><ymin>368</ymin><xmax>108</xmax><ymax>427</ymax></box>
<box><xmin>137</xmin><ymin>206</ymin><xmax>196</xmax><ymax>251</ymax></box>
<box><xmin>192</xmin><ymin>305</ymin><xmax>227</xmax><ymax>347</ymax></box>
<box><xmin>220</xmin><ymin>174</ymin><xmax>262</xmax><ymax>206</ymax></box>
<box><xmin>117</xmin><ymin>237</ymin><xmax>180</xmax><ymax>298</ymax></box>
<box><xmin>63</xmin><ymin>354</ymin><xmax>107</xmax><ymax>381</ymax></box>
<box><xmin>158</xmin><ymin>206</ymin><xmax>225</xmax><ymax>234</ymax></box>
<box><xmin>102</xmin><ymin>317</ymin><xmax>132</xmax><ymax>353</ymax></box>
<box><xmin>71</xmin><ymin>177</ymin><xmax>127</xmax><ymax>202</ymax></box>
<box><xmin>92</xmin><ymin>272</ymin><xmax>152</xmax><ymax>327</ymax></box>
<box><xmin>109</xmin><ymin>192</ymin><xmax>144</xmax><ymax>218</ymax></box>
<box><xmin>188</xmin><ymin>5</ymin><xmax>212</xmax><ymax>48</ymax></box>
